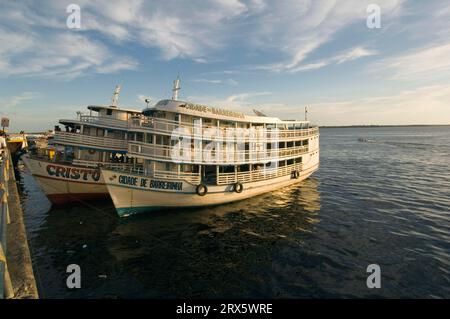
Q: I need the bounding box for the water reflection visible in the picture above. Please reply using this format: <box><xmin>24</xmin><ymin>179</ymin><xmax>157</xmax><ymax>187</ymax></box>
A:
<box><xmin>24</xmin><ymin>171</ymin><xmax>321</xmax><ymax>298</ymax></box>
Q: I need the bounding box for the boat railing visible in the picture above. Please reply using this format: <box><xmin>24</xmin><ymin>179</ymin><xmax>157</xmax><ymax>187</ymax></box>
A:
<box><xmin>128</xmin><ymin>142</ymin><xmax>309</xmax><ymax>164</ymax></box>
<box><xmin>129</xmin><ymin>117</ymin><xmax>319</xmax><ymax>141</ymax></box>
<box><xmin>77</xmin><ymin>115</ymin><xmax>130</xmax><ymax>128</ymax></box>
<box><xmin>53</xmin><ymin>131</ymin><xmax>128</xmax><ymax>150</ymax></box>
<box><xmin>217</xmin><ymin>162</ymin><xmax>303</xmax><ymax>185</ymax></box>
<box><xmin>105</xmin><ymin>165</ymin><xmax>201</xmax><ymax>184</ymax></box>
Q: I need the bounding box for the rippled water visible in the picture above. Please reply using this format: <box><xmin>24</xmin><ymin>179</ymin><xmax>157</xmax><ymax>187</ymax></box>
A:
<box><xmin>18</xmin><ymin>126</ymin><xmax>450</xmax><ymax>298</ymax></box>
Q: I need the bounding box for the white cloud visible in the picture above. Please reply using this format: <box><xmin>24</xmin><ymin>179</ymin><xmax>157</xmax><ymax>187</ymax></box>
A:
<box><xmin>187</xmin><ymin>85</ymin><xmax>450</xmax><ymax>125</ymax></box>
<box><xmin>193</xmin><ymin>78</ymin><xmax>239</xmax><ymax>85</ymax></box>
<box><xmin>336</xmin><ymin>47</ymin><xmax>377</xmax><ymax>64</ymax></box>
<box><xmin>368</xmin><ymin>43</ymin><xmax>450</xmax><ymax>81</ymax></box>
<box><xmin>0</xmin><ymin>92</ymin><xmax>42</xmax><ymax>114</ymax></box>
<box><xmin>0</xmin><ymin>30</ymin><xmax>137</xmax><ymax>79</ymax></box>
<box><xmin>305</xmin><ymin>85</ymin><xmax>450</xmax><ymax>125</ymax></box>
<box><xmin>285</xmin><ymin>46</ymin><xmax>377</xmax><ymax>73</ymax></box>
<box><xmin>249</xmin><ymin>0</ymin><xmax>402</xmax><ymax>73</ymax></box>
<box><xmin>187</xmin><ymin>91</ymin><xmax>272</xmax><ymax>111</ymax></box>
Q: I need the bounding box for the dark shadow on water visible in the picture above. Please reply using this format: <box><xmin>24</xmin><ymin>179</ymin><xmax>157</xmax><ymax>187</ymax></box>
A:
<box><xmin>27</xmin><ymin>178</ymin><xmax>323</xmax><ymax>298</ymax></box>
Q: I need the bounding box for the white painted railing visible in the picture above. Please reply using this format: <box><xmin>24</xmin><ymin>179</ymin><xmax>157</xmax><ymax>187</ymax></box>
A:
<box><xmin>130</xmin><ymin>117</ymin><xmax>319</xmax><ymax>142</ymax></box>
<box><xmin>107</xmin><ymin>165</ymin><xmax>201</xmax><ymax>185</ymax></box>
<box><xmin>53</xmin><ymin>131</ymin><xmax>127</xmax><ymax>150</ymax></box>
<box><xmin>217</xmin><ymin>162</ymin><xmax>303</xmax><ymax>185</ymax></box>
<box><xmin>128</xmin><ymin>142</ymin><xmax>309</xmax><ymax>164</ymax></box>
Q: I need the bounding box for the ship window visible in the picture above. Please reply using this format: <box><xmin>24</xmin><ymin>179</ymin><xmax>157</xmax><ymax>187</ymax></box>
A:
<box><xmin>295</xmin><ymin>157</ymin><xmax>302</xmax><ymax>163</ymax></box>
<box><xmin>302</xmin><ymin>140</ymin><xmax>309</xmax><ymax>146</ymax></box>
<box><xmin>278</xmin><ymin>160</ymin><xmax>286</xmax><ymax>167</ymax></box>
<box><xmin>287</xmin><ymin>159</ymin><xmax>294</xmax><ymax>165</ymax></box>
<box><xmin>146</xmin><ymin>133</ymin><xmax>154</xmax><ymax>144</ymax></box>
<box><xmin>237</xmin><ymin>164</ymin><xmax>250</xmax><ymax>172</ymax></box>
<box><xmin>106</xmin><ymin>109</ymin><xmax>113</xmax><ymax>116</ymax></box>
<box><xmin>156</xmin><ymin>135</ymin><xmax>170</xmax><ymax>145</ymax></box>
<box><xmin>219</xmin><ymin>165</ymin><xmax>235</xmax><ymax>173</ymax></box>
<box><xmin>135</xmin><ymin>132</ymin><xmax>144</xmax><ymax>142</ymax></box>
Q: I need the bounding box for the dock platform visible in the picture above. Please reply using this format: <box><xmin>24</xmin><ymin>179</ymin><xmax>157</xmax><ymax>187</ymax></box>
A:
<box><xmin>1</xmin><ymin>147</ymin><xmax>38</xmax><ymax>299</ymax></box>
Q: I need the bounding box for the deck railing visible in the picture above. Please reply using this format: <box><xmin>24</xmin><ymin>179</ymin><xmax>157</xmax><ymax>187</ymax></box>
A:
<box><xmin>106</xmin><ymin>165</ymin><xmax>201</xmax><ymax>185</ymax></box>
<box><xmin>216</xmin><ymin>162</ymin><xmax>302</xmax><ymax>185</ymax></box>
<box><xmin>53</xmin><ymin>131</ymin><xmax>128</xmax><ymax>151</ymax></box>
<box><xmin>128</xmin><ymin>141</ymin><xmax>309</xmax><ymax>164</ymax></box>
<box><xmin>62</xmin><ymin>113</ymin><xmax>319</xmax><ymax>143</ymax></box>
<box><xmin>0</xmin><ymin>149</ymin><xmax>14</xmax><ymax>299</ymax></box>
<box><xmin>130</xmin><ymin>117</ymin><xmax>319</xmax><ymax>142</ymax></box>
<box><xmin>105</xmin><ymin>161</ymin><xmax>302</xmax><ymax>186</ymax></box>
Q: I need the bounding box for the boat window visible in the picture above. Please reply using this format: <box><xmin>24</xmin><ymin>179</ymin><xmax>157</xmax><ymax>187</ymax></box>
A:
<box><xmin>135</xmin><ymin>132</ymin><xmax>144</xmax><ymax>142</ymax></box>
<box><xmin>106</xmin><ymin>109</ymin><xmax>113</xmax><ymax>116</ymax></box>
<box><xmin>219</xmin><ymin>165</ymin><xmax>235</xmax><ymax>173</ymax></box>
<box><xmin>146</xmin><ymin>133</ymin><xmax>154</xmax><ymax>144</ymax></box>
<box><xmin>237</xmin><ymin>164</ymin><xmax>250</xmax><ymax>172</ymax></box>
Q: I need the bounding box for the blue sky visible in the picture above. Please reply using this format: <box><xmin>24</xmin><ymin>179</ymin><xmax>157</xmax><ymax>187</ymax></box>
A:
<box><xmin>1</xmin><ymin>0</ymin><xmax>450</xmax><ymax>131</ymax></box>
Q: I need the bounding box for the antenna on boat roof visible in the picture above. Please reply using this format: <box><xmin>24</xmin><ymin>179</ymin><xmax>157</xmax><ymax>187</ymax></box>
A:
<box><xmin>111</xmin><ymin>84</ymin><xmax>122</xmax><ymax>107</ymax></box>
<box><xmin>305</xmin><ymin>106</ymin><xmax>308</xmax><ymax>121</ymax></box>
<box><xmin>172</xmin><ymin>75</ymin><xmax>181</xmax><ymax>101</ymax></box>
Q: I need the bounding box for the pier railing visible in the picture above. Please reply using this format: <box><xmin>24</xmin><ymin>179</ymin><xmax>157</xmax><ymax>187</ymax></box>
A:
<box><xmin>0</xmin><ymin>149</ymin><xmax>14</xmax><ymax>299</ymax></box>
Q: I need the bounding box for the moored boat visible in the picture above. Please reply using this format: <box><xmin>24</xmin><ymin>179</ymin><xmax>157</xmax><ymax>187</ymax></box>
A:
<box><xmin>101</xmin><ymin>78</ymin><xmax>320</xmax><ymax>216</ymax></box>
<box><xmin>22</xmin><ymin>86</ymin><xmax>143</xmax><ymax>205</ymax></box>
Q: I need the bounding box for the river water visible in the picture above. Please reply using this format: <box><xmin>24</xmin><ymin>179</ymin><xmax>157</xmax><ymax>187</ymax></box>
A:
<box><xmin>17</xmin><ymin>126</ymin><xmax>450</xmax><ymax>298</ymax></box>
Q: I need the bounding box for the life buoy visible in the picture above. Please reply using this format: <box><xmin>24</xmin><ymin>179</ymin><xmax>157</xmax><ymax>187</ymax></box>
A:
<box><xmin>292</xmin><ymin>170</ymin><xmax>300</xmax><ymax>179</ymax></box>
<box><xmin>196</xmin><ymin>184</ymin><xmax>208</xmax><ymax>196</ymax></box>
<box><xmin>233</xmin><ymin>182</ymin><xmax>244</xmax><ymax>193</ymax></box>
<box><xmin>88</xmin><ymin>149</ymin><xmax>96</xmax><ymax>155</ymax></box>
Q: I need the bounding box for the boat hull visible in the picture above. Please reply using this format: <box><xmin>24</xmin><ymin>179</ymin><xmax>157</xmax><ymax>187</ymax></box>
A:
<box><xmin>102</xmin><ymin>162</ymin><xmax>319</xmax><ymax>217</ymax></box>
<box><xmin>22</xmin><ymin>155</ymin><xmax>109</xmax><ymax>205</ymax></box>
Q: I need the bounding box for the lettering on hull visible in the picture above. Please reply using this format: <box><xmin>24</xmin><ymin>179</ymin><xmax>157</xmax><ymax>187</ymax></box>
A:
<box><xmin>118</xmin><ymin>175</ymin><xmax>183</xmax><ymax>191</ymax></box>
<box><xmin>46</xmin><ymin>164</ymin><xmax>101</xmax><ymax>182</ymax></box>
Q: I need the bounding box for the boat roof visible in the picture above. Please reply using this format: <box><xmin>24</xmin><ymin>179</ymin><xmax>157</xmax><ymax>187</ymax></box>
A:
<box><xmin>145</xmin><ymin>99</ymin><xmax>309</xmax><ymax>125</ymax></box>
<box><xmin>87</xmin><ymin>105</ymin><xmax>142</xmax><ymax>114</ymax></box>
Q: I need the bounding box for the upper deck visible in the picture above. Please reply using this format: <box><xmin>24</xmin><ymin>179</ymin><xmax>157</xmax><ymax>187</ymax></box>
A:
<box><xmin>145</xmin><ymin>99</ymin><xmax>309</xmax><ymax>126</ymax></box>
<box><xmin>59</xmin><ymin>105</ymin><xmax>142</xmax><ymax>130</ymax></box>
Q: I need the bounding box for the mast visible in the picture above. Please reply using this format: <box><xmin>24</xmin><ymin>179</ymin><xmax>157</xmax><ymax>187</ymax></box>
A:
<box><xmin>172</xmin><ymin>76</ymin><xmax>181</xmax><ymax>101</ymax></box>
<box><xmin>111</xmin><ymin>84</ymin><xmax>121</xmax><ymax>107</ymax></box>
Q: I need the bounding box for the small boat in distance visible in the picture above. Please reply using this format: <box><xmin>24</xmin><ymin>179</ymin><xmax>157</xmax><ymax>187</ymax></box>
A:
<box><xmin>101</xmin><ymin>78</ymin><xmax>320</xmax><ymax>216</ymax></box>
<box><xmin>22</xmin><ymin>86</ymin><xmax>143</xmax><ymax>204</ymax></box>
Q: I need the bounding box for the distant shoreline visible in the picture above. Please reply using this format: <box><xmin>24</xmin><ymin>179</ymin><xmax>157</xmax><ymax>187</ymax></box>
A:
<box><xmin>318</xmin><ymin>124</ymin><xmax>450</xmax><ymax>128</ymax></box>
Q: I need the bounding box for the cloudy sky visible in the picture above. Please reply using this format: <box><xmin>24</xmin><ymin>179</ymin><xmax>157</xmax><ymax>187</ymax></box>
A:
<box><xmin>0</xmin><ymin>0</ymin><xmax>449</xmax><ymax>131</ymax></box>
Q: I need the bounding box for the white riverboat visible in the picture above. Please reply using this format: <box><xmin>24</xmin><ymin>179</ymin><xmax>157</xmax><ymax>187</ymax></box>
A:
<box><xmin>22</xmin><ymin>87</ymin><xmax>142</xmax><ymax>204</ymax></box>
<box><xmin>101</xmin><ymin>78</ymin><xmax>320</xmax><ymax>216</ymax></box>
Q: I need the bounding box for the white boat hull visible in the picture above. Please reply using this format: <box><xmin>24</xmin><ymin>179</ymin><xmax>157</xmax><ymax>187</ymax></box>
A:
<box><xmin>102</xmin><ymin>160</ymin><xmax>319</xmax><ymax>217</ymax></box>
<box><xmin>22</xmin><ymin>155</ymin><xmax>109</xmax><ymax>205</ymax></box>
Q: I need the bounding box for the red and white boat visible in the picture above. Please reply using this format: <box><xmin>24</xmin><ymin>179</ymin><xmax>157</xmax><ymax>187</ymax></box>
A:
<box><xmin>22</xmin><ymin>86</ymin><xmax>143</xmax><ymax>205</ymax></box>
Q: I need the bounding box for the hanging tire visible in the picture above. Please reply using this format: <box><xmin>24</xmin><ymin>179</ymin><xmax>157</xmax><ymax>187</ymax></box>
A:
<box><xmin>233</xmin><ymin>182</ymin><xmax>244</xmax><ymax>193</ymax></box>
<box><xmin>196</xmin><ymin>184</ymin><xmax>208</xmax><ymax>196</ymax></box>
<box><xmin>292</xmin><ymin>170</ymin><xmax>300</xmax><ymax>179</ymax></box>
